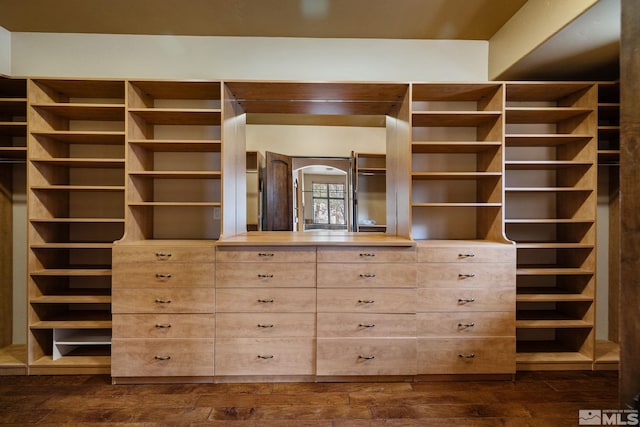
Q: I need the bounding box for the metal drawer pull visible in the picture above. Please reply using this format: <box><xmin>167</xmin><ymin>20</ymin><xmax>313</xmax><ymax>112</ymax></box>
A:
<box><xmin>458</xmin><ymin>322</ymin><xmax>476</xmax><ymax>328</ymax></box>
<box><xmin>258</xmin><ymin>274</ymin><xmax>274</xmax><ymax>278</ymax></box>
<box><xmin>358</xmin><ymin>299</ymin><xmax>375</xmax><ymax>304</ymax></box>
<box><xmin>155</xmin><ymin>323</ymin><xmax>172</xmax><ymax>328</ymax></box>
<box><xmin>458</xmin><ymin>253</ymin><xmax>475</xmax><ymax>258</ymax></box>
<box><xmin>359</xmin><ymin>273</ymin><xmax>376</xmax><ymax>278</ymax></box>
<box><xmin>154</xmin><ymin>355</ymin><xmax>171</xmax><ymax>360</ymax></box>
<box><xmin>359</xmin><ymin>253</ymin><xmax>375</xmax><ymax>257</ymax></box>
<box><xmin>155</xmin><ymin>273</ymin><xmax>172</xmax><ymax>279</ymax></box>
<box><xmin>458</xmin><ymin>298</ymin><xmax>475</xmax><ymax>304</ymax></box>
<box><xmin>358</xmin><ymin>323</ymin><xmax>376</xmax><ymax>328</ymax></box>
<box><xmin>458</xmin><ymin>274</ymin><xmax>475</xmax><ymax>279</ymax></box>
<box><xmin>257</xmin><ymin>324</ymin><xmax>274</xmax><ymax>328</ymax></box>
<box><xmin>258</xmin><ymin>253</ymin><xmax>274</xmax><ymax>257</ymax></box>
<box><xmin>155</xmin><ymin>298</ymin><xmax>172</xmax><ymax>304</ymax></box>
<box><xmin>358</xmin><ymin>355</ymin><xmax>376</xmax><ymax>360</ymax></box>
<box><xmin>458</xmin><ymin>353</ymin><xmax>476</xmax><ymax>359</ymax></box>
<box><xmin>257</xmin><ymin>354</ymin><xmax>274</xmax><ymax>359</ymax></box>
<box><xmin>155</xmin><ymin>252</ymin><xmax>172</xmax><ymax>260</ymax></box>
<box><xmin>257</xmin><ymin>298</ymin><xmax>274</xmax><ymax>303</ymax></box>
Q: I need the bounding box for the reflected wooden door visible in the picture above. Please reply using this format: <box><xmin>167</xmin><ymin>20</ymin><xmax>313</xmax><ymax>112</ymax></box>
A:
<box><xmin>265</xmin><ymin>151</ymin><xmax>293</xmax><ymax>231</ymax></box>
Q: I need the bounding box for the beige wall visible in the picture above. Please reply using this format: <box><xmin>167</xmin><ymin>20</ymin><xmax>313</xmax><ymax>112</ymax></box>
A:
<box><xmin>0</xmin><ymin>27</ymin><xmax>10</xmax><ymax>75</ymax></box>
<box><xmin>10</xmin><ymin>32</ymin><xmax>488</xmax><ymax>81</ymax></box>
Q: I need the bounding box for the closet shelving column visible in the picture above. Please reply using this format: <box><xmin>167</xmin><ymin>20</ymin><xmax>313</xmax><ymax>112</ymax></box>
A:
<box><xmin>27</xmin><ymin>79</ymin><xmax>126</xmax><ymax>373</ymax></box>
<box><xmin>410</xmin><ymin>83</ymin><xmax>505</xmax><ymax>241</ymax></box>
<box><xmin>353</xmin><ymin>152</ymin><xmax>386</xmax><ymax>232</ymax></box>
<box><xmin>0</xmin><ymin>77</ymin><xmax>27</xmax><ymax>373</ymax></box>
<box><xmin>125</xmin><ymin>80</ymin><xmax>223</xmax><ymax>241</ymax></box>
<box><xmin>504</xmin><ymin>82</ymin><xmax>597</xmax><ymax>370</ymax></box>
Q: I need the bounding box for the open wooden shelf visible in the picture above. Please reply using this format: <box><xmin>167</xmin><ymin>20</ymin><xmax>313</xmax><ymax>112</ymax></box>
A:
<box><xmin>32</xmin><ymin>130</ymin><xmax>125</xmax><ymax>144</ymax></box>
<box><xmin>128</xmin><ymin>139</ymin><xmax>221</xmax><ymax>152</ymax></box>
<box><xmin>412</xmin><ymin>141</ymin><xmax>501</xmax><ymax>153</ymax></box>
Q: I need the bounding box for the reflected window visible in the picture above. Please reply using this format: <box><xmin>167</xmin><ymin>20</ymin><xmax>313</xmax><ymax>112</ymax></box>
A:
<box><xmin>312</xmin><ymin>182</ymin><xmax>346</xmax><ymax>225</ymax></box>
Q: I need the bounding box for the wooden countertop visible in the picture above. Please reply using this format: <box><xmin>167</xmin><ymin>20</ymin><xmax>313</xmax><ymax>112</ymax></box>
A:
<box><xmin>217</xmin><ymin>231</ymin><xmax>416</xmax><ymax>247</ymax></box>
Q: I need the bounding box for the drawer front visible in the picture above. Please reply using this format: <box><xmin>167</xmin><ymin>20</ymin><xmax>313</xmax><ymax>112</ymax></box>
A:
<box><xmin>112</xmin><ymin>314</ymin><xmax>215</xmax><ymax>338</ymax></box>
<box><xmin>216</xmin><ymin>313</ymin><xmax>316</xmax><ymax>338</ymax></box>
<box><xmin>215</xmin><ymin>338</ymin><xmax>315</xmax><ymax>376</ymax></box>
<box><xmin>417</xmin><ymin>244</ymin><xmax>515</xmax><ymax>263</ymax></box>
<box><xmin>417</xmin><ymin>312</ymin><xmax>514</xmax><ymax>337</ymax></box>
<box><xmin>417</xmin><ymin>337</ymin><xmax>515</xmax><ymax>374</ymax></box>
<box><xmin>111</xmin><ymin>338</ymin><xmax>214</xmax><ymax>377</ymax></box>
<box><xmin>417</xmin><ymin>288</ymin><xmax>515</xmax><ymax>312</ymax></box>
<box><xmin>317</xmin><ymin>338</ymin><xmax>416</xmax><ymax>376</ymax></box>
<box><xmin>113</xmin><ymin>245</ymin><xmax>215</xmax><ymax>263</ymax></box>
<box><xmin>317</xmin><ymin>313</ymin><xmax>416</xmax><ymax>338</ymax></box>
<box><xmin>216</xmin><ymin>262</ymin><xmax>315</xmax><ymax>287</ymax></box>
<box><xmin>317</xmin><ymin>247</ymin><xmax>416</xmax><ymax>263</ymax></box>
<box><xmin>112</xmin><ymin>288</ymin><xmax>214</xmax><ymax>314</ymax></box>
<box><xmin>113</xmin><ymin>263</ymin><xmax>214</xmax><ymax>288</ymax></box>
<box><xmin>317</xmin><ymin>263</ymin><xmax>416</xmax><ymax>288</ymax></box>
<box><xmin>317</xmin><ymin>288</ymin><xmax>416</xmax><ymax>314</ymax></box>
<box><xmin>216</xmin><ymin>247</ymin><xmax>316</xmax><ymax>263</ymax></box>
<box><xmin>417</xmin><ymin>263</ymin><xmax>514</xmax><ymax>288</ymax></box>
<box><xmin>216</xmin><ymin>288</ymin><xmax>316</xmax><ymax>313</ymax></box>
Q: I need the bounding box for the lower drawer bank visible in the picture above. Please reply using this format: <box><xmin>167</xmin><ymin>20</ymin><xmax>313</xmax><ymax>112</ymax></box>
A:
<box><xmin>111</xmin><ymin>238</ymin><xmax>515</xmax><ymax>383</ymax></box>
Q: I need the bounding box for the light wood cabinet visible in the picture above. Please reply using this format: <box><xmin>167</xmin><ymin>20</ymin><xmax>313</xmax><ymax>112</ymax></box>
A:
<box><xmin>27</xmin><ymin>79</ymin><xmax>126</xmax><ymax>374</ymax></box>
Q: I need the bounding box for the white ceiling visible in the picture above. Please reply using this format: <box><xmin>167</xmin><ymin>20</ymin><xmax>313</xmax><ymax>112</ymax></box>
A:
<box><xmin>0</xmin><ymin>0</ymin><xmax>620</xmax><ymax>80</ymax></box>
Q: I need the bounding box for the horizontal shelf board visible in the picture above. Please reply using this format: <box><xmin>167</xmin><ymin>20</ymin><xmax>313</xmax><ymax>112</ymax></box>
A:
<box><xmin>412</xmin><ymin>83</ymin><xmax>502</xmax><ymax>101</ymax></box>
<box><xmin>506</xmin><ymin>82</ymin><xmax>593</xmax><ymax>101</ymax></box>
<box><xmin>598</xmin><ymin>125</ymin><xmax>620</xmax><ymax>132</ymax></box>
<box><xmin>516</xmin><ymin>351</ymin><xmax>593</xmax><ymax>363</ymax></box>
<box><xmin>412</xmin><ymin>172</ymin><xmax>501</xmax><ymax>180</ymax></box>
<box><xmin>128</xmin><ymin>139</ymin><xmax>222</xmax><ymax>152</ymax></box>
<box><xmin>30</xmin><ymin>243</ymin><xmax>114</xmax><ymax>249</ymax></box>
<box><xmin>129</xmin><ymin>80</ymin><xmax>221</xmax><ymax>99</ymax></box>
<box><xmin>517</xmin><ymin>267</ymin><xmax>594</xmax><ymax>276</ymax></box>
<box><xmin>412</xmin><ymin>141</ymin><xmax>501</xmax><ymax>153</ymax></box>
<box><xmin>357</xmin><ymin>167</ymin><xmax>386</xmax><ymax>174</ymax></box>
<box><xmin>516</xmin><ymin>316</ymin><xmax>593</xmax><ymax>329</ymax></box>
<box><xmin>30</xmin><ymin>355</ymin><xmax>111</xmax><ymax>368</ymax></box>
<box><xmin>516</xmin><ymin>242</ymin><xmax>594</xmax><ymax>249</ymax></box>
<box><xmin>54</xmin><ymin>334</ymin><xmax>112</xmax><ymax>346</ymax></box>
<box><xmin>598</xmin><ymin>151</ymin><xmax>620</xmax><ymax>164</ymax></box>
<box><xmin>32</xmin><ymin>79</ymin><xmax>125</xmax><ymax>99</ymax></box>
<box><xmin>30</xmin><ymin>269</ymin><xmax>111</xmax><ymax>276</ymax></box>
<box><xmin>30</xmin><ymin>218</ymin><xmax>124</xmax><ymax>224</ymax></box>
<box><xmin>128</xmin><ymin>171</ymin><xmax>222</xmax><ymax>179</ymax></box>
<box><xmin>31</xmin><ymin>320</ymin><xmax>112</xmax><ymax>329</ymax></box>
<box><xmin>516</xmin><ymin>293</ymin><xmax>593</xmax><ymax>302</ymax></box>
<box><xmin>31</xmin><ymin>185</ymin><xmax>125</xmax><ymax>191</ymax></box>
<box><xmin>412</xmin><ymin>111</ymin><xmax>501</xmax><ymax>126</ymax></box>
<box><xmin>412</xmin><ymin>202</ymin><xmax>502</xmax><ymax>207</ymax></box>
<box><xmin>0</xmin><ymin>122</ymin><xmax>28</xmax><ymax>135</ymax></box>
<box><xmin>0</xmin><ymin>147</ymin><xmax>27</xmax><ymax>158</ymax></box>
<box><xmin>129</xmin><ymin>108</ymin><xmax>221</xmax><ymax>125</ymax></box>
<box><xmin>32</xmin><ymin>103</ymin><xmax>125</xmax><ymax>121</ymax></box>
<box><xmin>505</xmin><ymin>187</ymin><xmax>593</xmax><ymax>193</ymax></box>
<box><xmin>129</xmin><ymin>201</ymin><xmax>222</xmax><ymax>207</ymax></box>
<box><xmin>505</xmin><ymin>134</ymin><xmax>592</xmax><ymax>146</ymax></box>
<box><xmin>505</xmin><ymin>107</ymin><xmax>592</xmax><ymax>123</ymax></box>
<box><xmin>31</xmin><ymin>295</ymin><xmax>112</xmax><ymax>304</ymax></box>
<box><xmin>32</xmin><ymin>131</ymin><xmax>125</xmax><ymax>144</ymax></box>
<box><xmin>506</xmin><ymin>218</ymin><xmax>594</xmax><ymax>224</ymax></box>
<box><xmin>505</xmin><ymin>161</ymin><xmax>592</xmax><ymax>170</ymax></box>
<box><xmin>0</xmin><ymin>98</ymin><xmax>27</xmax><ymax>114</ymax></box>
<box><xmin>29</xmin><ymin>158</ymin><xmax>125</xmax><ymax>168</ymax></box>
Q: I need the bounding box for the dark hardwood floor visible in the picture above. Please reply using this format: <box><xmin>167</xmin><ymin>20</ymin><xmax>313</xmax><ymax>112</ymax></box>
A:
<box><xmin>0</xmin><ymin>371</ymin><xmax>619</xmax><ymax>426</ymax></box>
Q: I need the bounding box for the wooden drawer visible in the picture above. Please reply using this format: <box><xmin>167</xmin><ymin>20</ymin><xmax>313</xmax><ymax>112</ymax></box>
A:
<box><xmin>417</xmin><ymin>312</ymin><xmax>514</xmax><ymax>337</ymax></box>
<box><xmin>417</xmin><ymin>263</ymin><xmax>514</xmax><ymax>288</ymax></box>
<box><xmin>112</xmin><ymin>314</ymin><xmax>215</xmax><ymax>338</ymax></box>
<box><xmin>216</xmin><ymin>247</ymin><xmax>316</xmax><ymax>263</ymax></box>
<box><xmin>317</xmin><ymin>288</ymin><xmax>416</xmax><ymax>314</ymax></box>
<box><xmin>317</xmin><ymin>247</ymin><xmax>416</xmax><ymax>263</ymax></box>
<box><xmin>317</xmin><ymin>338</ymin><xmax>416</xmax><ymax>376</ymax></box>
<box><xmin>113</xmin><ymin>245</ymin><xmax>215</xmax><ymax>263</ymax></box>
<box><xmin>317</xmin><ymin>313</ymin><xmax>415</xmax><ymax>338</ymax></box>
<box><xmin>417</xmin><ymin>242</ymin><xmax>515</xmax><ymax>263</ymax></box>
<box><xmin>417</xmin><ymin>337</ymin><xmax>515</xmax><ymax>374</ymax></box>
<box><xmin>417</xmin><ymin>288</ymin><xmax>515</xmax><ymax>312</ymax></box>
<box><xmin>111</xmin><ymin>338</ymin><xmax>214</xmax><ymax>377</ymax></box>
<box><xmin>112</xmin><ymin>288</ymin><xmax>214</xmax><ymax>314</ymax></box>
<box><xmin>317</xmin><ymin>263</ymin><xmax>416</xmax><ymax>288</ymax></box>
<box><xmin>216</xmin><ymin>262</ymin><xmax>315</xmax><ymax>287</ymax></box>
<box><xmin>216</xmin><ymin>288</ymin><xmax>316</xmax><ymax>313</ymax></box>
<box><xmin>216</xmin><ymin>313</ymin><xmax>316</xmax><ymax>338</ymax></box>
<box><xmin>215</xmin><ymin>338</ymin><xmax>315</xmax><ymax>376</ymax></box>
<box><xmin>113</xmin><ymin>263</ymin><xmax>214</xmax><ymax>288</ymax></box>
